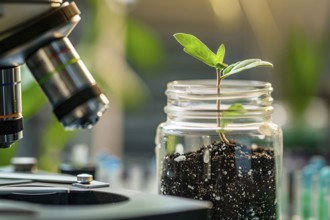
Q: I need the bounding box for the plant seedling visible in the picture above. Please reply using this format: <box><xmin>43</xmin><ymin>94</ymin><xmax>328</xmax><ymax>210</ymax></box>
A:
<box><xmin>174</xmin><ymin>33</ymin><xmax>273</xmax><ymax>145</ymax></box>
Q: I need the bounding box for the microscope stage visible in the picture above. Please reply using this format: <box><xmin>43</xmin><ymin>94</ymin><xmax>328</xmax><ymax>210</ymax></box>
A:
<box><xmin>0</xmin><ymin>173</ymin><xmax>212</xmax><ymax>220</ymax></box>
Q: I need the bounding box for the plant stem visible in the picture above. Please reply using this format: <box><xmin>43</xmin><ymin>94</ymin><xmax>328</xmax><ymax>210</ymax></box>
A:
<box><xmin>216</xmin><ymin>69</ymin><xmax>232</xmax><ymax>146</ymax></box>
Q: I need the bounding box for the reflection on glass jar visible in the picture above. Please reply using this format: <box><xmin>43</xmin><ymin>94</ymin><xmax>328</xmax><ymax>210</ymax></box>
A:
<box><xmin>155</xmin><ymin>80</ymin><xmax>283</xmax><ymax>219</ymax></box>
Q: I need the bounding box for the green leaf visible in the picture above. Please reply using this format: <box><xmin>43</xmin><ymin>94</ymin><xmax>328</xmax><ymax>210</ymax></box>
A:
<box><xmin>222</xmin><ymin>59</ymin><xmax>273</xmax><ymax>79</ymax></box>
<box><xmin>166</xmin><ymin>135</ymin><xmax>178</xmax><ymax>154</ymax></box>
<box><xmin>215</xmin><ymin>44</ymin><xmax>225</xmax><ymax>65</ymax></box>
<box><xmin>173</xmin><ymin>33</ymin><xmax>216</xmax><ymax>67</ymax></box>
<box><xmin>219</xmin><ymin>103</ymin><xmax>246</xmax><ymax>131</ymax></box>
<box><xmin>227</xmin><ymin>103</ymin><xmax>246</xmax><ymax>114</ymax></box>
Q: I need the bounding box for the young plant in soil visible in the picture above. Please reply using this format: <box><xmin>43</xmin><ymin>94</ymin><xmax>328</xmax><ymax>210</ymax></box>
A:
<box><xmin>160</xmin><ymin>33</ymin><xmax>276</xmax><ymax>219</ymax></box>
<box><xmin>173</xmin><ymin>33</ymin><xmax>273</xmax><ymax>144</ymax></box>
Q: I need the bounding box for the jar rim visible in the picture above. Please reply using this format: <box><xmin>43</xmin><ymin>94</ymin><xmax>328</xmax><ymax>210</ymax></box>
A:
<box><xmin>166</xmin><ymin>79</ymin><xmax>273</xmax><ymax>99</ymax></box>
<box><xmin>168</xmin><ymin>79</ymin><xmax>271</xmax><ymax>93</ymax></box>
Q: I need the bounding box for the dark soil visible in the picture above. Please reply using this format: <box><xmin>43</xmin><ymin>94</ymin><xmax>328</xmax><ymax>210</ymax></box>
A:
<box><xmin>160</xmin><ymin>141</ymin><xmax>277</xmax><ymax>220</ymax></box>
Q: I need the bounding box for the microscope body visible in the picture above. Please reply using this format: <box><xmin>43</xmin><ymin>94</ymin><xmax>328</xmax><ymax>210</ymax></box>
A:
<box><xmin>0</xmin><ymin>1</ymin><xmax>109</xmax><ymax>148</ymax></box>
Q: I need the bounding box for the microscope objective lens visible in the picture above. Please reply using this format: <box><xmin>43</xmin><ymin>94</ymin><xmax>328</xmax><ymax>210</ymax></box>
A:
<box><xmin>26</xmin><ymin>38</ymin><xmax>109</xmax><ymax>130</ymax></box>
<box><xmin>0</xmin><ymin>67</ymin><xmax>23</xmax><ymax>148</ymax></box>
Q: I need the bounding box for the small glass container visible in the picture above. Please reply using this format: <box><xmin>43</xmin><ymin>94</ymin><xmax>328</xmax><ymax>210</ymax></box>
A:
<box><xmin>155</xmin><ymin>80</ymin><xmax>283</xmax><ymax>219</ymax></box>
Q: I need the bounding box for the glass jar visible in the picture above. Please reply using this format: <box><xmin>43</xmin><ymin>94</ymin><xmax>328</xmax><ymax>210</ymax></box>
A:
<box><xmin>155</xmin><ymin>80</ymin><xmax>283</xmax><ymax>220</ymax></box>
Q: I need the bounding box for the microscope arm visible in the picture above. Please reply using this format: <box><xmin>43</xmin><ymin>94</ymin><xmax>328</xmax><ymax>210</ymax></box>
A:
<box><xmin>0</xmin><ymin>2</ymin><xmax>80</xmax><ymax>67</ymax></box>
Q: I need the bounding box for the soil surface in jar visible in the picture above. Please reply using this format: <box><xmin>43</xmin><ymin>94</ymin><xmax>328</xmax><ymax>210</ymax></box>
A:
<box><xmin>160</xmin><ymin>141</ymin><xmax>277</xmax><ymax>220</ymax></box>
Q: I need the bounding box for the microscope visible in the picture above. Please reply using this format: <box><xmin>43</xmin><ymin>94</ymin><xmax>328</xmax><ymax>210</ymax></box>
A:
<box><xmin>0</xmin><ymin>0</ymin><xmax>109</xmax><ymax>149</ymax></box>
<box><xmin>0</xmin><ymin>1</ymin><xmax>211</xmax><ymax>219</ymax></box>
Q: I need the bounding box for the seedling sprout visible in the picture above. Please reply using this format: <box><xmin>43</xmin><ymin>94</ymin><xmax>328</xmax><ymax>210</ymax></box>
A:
<box><xmin>173</xmin><ymin>33</ymin><xmax>273</xmax><ymax>145</ymax></box>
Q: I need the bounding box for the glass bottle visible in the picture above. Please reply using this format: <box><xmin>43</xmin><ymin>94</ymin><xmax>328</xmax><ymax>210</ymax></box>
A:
<box><xmin>155</xmin><ymin>79</ymin><xmax>283</xmax><ymax>220</ymax></box>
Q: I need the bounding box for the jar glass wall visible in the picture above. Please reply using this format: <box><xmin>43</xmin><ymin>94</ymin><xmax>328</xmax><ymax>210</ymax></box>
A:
<box><xmin>155</xmin><ymin>80</ymin><xmax>283</xmax><ymax>220</ymax></box>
